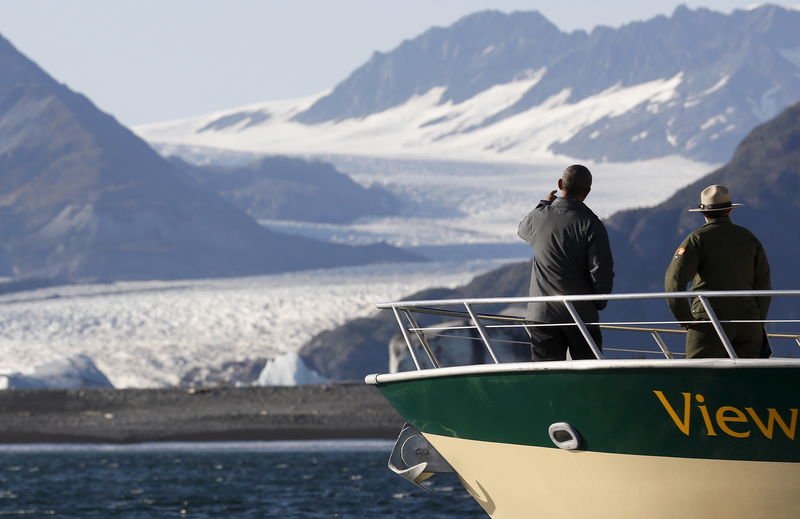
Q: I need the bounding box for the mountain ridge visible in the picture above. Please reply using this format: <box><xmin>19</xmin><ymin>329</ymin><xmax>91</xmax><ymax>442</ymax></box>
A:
<box><xmin>172</xmin><ymin>155</ymin><xmax>402</xmax><ymax>224</ymax></box>
<box><xmin>294</xmin><ymin>10</ymin><xmax>581</xmax><ymax>123</ymax></box>
<box><xmin>137</xmin><ymin>5</ymin><xmax>800</xmax><ymax>165</ymax></box>
<box><xmin>0</xmin><ymin>33</ymin><xmax>418</xmax><ymax>280</ymax></box>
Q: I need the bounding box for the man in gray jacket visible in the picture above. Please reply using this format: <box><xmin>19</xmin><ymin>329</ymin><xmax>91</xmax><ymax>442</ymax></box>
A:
<box><xmin>518</xmin><ymin>164</ymin><xmax>614</xmax><ymax>361</ymax></box>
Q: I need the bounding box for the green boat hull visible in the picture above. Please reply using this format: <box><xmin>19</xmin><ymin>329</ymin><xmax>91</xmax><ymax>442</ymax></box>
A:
<box><xmin>369</xmin><ymin>360</ymin><xmax>800</xmax><ymax>518</ymax></box>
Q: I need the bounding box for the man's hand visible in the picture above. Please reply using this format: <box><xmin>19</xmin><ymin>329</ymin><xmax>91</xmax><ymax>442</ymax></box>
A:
<box><xmin>545</xmin><ymin>190</ymin><xmax>557</xmax><ymax>202</ymax></box>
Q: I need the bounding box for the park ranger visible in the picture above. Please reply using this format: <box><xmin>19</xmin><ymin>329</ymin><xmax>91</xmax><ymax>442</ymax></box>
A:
<box><xmin>664</xmin><ymin>184</ymin><xmax>771</xmax><ymax>358</ymax></box>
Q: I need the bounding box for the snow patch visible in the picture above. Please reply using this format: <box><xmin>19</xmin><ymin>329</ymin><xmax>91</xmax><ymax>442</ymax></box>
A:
<box><xmin>666</xmin><ymin>132</ymin><xmax>678</xmax><ymax>147</ymax></box>
<box><xmin>698</xmin><ymin>75</ymin><xmax>730</xmax><ymax>97</ymax></box>
<box><xmin>646</xmin><ymin>102</ymin><xmax>662</xmax><ymax>114</ymax></box>
<box><xmin>700</xmin><ymin>114</ymin><xmax>727</xmax><ymax>130</ymax></box>
<box><xmin>465</xmin><ymin>74</ymin><xmax>682</xmax><ymax>154</ymax></box>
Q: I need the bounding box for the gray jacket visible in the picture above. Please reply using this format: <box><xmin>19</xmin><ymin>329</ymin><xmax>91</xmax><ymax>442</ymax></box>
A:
<box><xmin>518</xmin><ymin>197</ymin><xmax>614</xmax><ymax>323</ymax></box>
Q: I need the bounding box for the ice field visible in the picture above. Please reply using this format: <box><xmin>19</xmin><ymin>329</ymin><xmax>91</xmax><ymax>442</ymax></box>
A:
<box><xmin>0</xmin><ymin>260</ymin><xmax>511</xmax><ymax>388</ymax></box>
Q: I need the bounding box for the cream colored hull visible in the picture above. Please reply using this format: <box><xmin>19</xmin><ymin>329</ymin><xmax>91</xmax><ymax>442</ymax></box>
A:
<box><xmin>426</xmin><ymin>433</ymin><xmax>800</xmax><ymax>519</ymax></box>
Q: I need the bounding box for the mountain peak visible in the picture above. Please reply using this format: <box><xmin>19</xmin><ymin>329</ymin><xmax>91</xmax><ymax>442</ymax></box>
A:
<box><xmin>139</xmin><ymin>6</ymin><xmax>800</xmax><ymax>165</ymax></box>
<box><xmin>453</xmin><ymin>8</ymin><xmax>557</xmax><ymax>29</ymax></box>
<box><xmin>0</xmin><ymin>33</ymin><xmax>54</xmax><ymax>89</ymax></box>
<box><xmin>0</xmin><ymin>33</ymin><xmax>418</xmax><ymax>280</ymax></box>
<box><xmin>294</xmin><ymin>9</ymin><xmax>575</xmax><ymax>123</ymax></box>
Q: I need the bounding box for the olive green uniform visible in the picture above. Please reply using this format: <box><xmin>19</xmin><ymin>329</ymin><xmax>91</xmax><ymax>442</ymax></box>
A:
<box><xmin>664</xmin><ymin>216</ymin><xmax>770</xmax><ymax>358</ymax></box>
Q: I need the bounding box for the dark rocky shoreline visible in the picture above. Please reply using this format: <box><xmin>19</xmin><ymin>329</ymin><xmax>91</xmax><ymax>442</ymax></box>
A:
<box><xmin>0</xmin><ymin>384</ymin><xmax>404</xmax><ymax>443</ymax></box>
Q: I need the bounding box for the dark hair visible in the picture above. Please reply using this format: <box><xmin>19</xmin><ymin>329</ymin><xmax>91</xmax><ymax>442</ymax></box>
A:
<box><xmin>704</xmin><ymin>208</ymin><xmax>732</xmax><ymax>219</ymax></box>
<box><xmin>561</xmin><ymin>164</ymin><xmax>592</xmax><ymax>195</ymax></box>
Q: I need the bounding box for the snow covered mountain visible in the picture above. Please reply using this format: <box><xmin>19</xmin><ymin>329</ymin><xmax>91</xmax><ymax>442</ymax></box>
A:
<box><xmin>136</xmin><ymin>5</ymin><xmax>800</xmax><ymax>164</ymax></box>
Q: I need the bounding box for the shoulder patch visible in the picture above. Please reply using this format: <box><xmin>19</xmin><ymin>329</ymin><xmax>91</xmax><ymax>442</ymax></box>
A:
<box><xmin>673</xmin><ymin>247</ymin><xmax>686</xmax><ymax>260</ymax></box>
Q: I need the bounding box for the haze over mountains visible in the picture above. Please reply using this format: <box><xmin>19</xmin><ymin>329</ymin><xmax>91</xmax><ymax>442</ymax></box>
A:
<box><xmin>138</xmin><ymin>5</ymin><xmax>800</xmax><ymax>165</ymax></box>
<box><xmin>172</xmin><ymin>156</ymin><xmax>401</xmax><ymax>224</ymax></box>
<box><xmin>0</xmin><ymin>34</ymin><xmax>416</xmax><ymax>281</ymax></box>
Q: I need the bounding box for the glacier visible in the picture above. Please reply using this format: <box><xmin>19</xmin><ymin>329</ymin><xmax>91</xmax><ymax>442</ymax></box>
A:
<box><xmin>0</xmin><ymin>260</ymin><xmax>511</xmax><ymax>388</ymax></box>
<box><xmin>133</xmin><ymin>75</ymin><xmax>687</xmax><ymax>164</ymax></box>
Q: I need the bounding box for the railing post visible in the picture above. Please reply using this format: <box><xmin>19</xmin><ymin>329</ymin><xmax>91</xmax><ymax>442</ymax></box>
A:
<box><xmin>392</xmin><ymin>307</ymin><xmax>422</xmax><ymax>370</ymax></box>
<box><xmin>464</xmin><ymin>303</ymin><xmax>500</xmax><ymax>364</ymax></box>
<box><xmin>650</xmin><ymin>331</ymin><xmax>674</xmax><ymax>359</ymax></box>
<box><xmin>402</xmin><ymin>309</ymin><xmax>441</xmax><ymax>369</ymax></box>
<box><xmin>521</xmin><ymin>324</ymin><xmax>533</xmax><ymax>338</ymax></box>
<box><xmin>697</xmin><ymin>295</ymin><xmax>737</xmax><ymax>359</ymax></box>
<box><xmin>562</xmin><ymin>301</ymin><xmax>603</xmax><ymax>359</ymax></box>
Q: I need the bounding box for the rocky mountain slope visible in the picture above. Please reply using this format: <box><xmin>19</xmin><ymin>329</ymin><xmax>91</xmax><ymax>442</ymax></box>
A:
<box><xmin>0</xmin><ymin>34</ymin><xmax>417</xmax><ymax>281</ymax></box>
<box><xmin>606</xmin><ymin>100</ymin><xmax>800</xmax><ymax>293</ymax></box>
<box><xmin>172</xmin><ymin>155</ymin><xmax>401</xmax><ymax>223</ymax></box>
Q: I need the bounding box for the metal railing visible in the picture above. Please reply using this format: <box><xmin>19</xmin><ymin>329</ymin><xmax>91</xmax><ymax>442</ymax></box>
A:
<box><xmin>378</xmin><ymin>290</ymin><xmax>800</xmax><ymax>370</ymax></box>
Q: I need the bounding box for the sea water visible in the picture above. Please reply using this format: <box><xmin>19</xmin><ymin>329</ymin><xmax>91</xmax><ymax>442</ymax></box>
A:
<box><xmin>0</xmin><ymin>441</ymin><xmax>486</xmax><ymax>518</ymax></box>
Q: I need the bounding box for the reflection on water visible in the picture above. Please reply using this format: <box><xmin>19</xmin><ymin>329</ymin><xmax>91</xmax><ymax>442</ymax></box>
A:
<box><xmin>0</xmin><ymin>441</ymin><xmax>486</xmax><ymax>518</ymax></box>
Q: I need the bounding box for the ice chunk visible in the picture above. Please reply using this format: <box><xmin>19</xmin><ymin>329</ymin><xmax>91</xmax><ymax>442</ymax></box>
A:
<box><xmin>255</xmin><ymin>352</ymin><xmax>327</xmax><ymax>386</ymax></box>
<box><xmin>0</xmin><ymin>354</ymin><xmax>113</xmax><ymax>389</ymax></box>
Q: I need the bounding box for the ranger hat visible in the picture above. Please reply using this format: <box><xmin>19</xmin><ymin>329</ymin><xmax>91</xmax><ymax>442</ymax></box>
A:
<box><xmin>688</xmin><ymin>184</ymin><xmax>744</xmax><ymax>212</ymax></box>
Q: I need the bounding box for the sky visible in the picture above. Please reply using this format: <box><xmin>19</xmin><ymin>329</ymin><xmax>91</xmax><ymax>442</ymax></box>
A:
<box><xmin>0</xmin><ymin>0</ymin><xmax>791</xmax><ymax>126</ymax></box>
